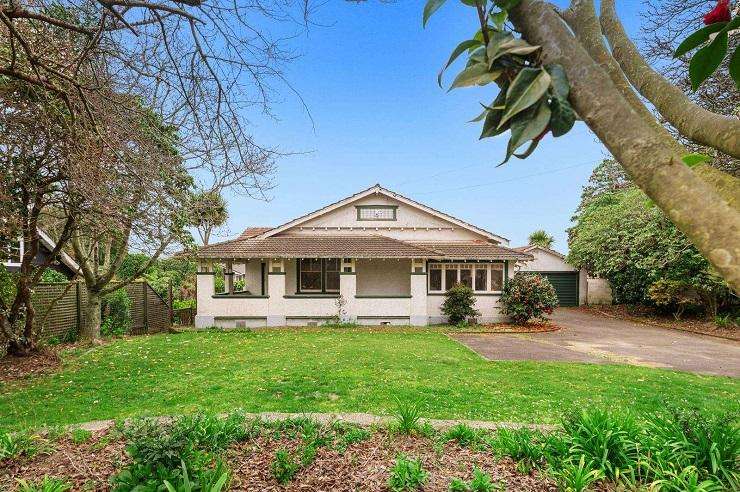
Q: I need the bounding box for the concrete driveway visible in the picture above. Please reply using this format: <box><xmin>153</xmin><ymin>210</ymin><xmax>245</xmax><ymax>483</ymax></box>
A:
<box><xmin>451</xmin><ymin>308</ymin><xmax>740</xmax><ymax>377</ymax></box>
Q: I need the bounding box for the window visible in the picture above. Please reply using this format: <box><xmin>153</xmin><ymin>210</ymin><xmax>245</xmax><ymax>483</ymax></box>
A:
<box><xmin>356</xmin><ymin>205</ymin><xmax>397</xmax><ymax>221</ymax></box>
<box><xmin>490</xmin><ymin>263</ymin><xmax>504</xmax><ymax>291</ymax></box>
<box><xmin>429</xmin><ymin>266</ymin><xmax>442</xmax><ymax>291</ymax></box>
<box><xmin>474</xmin><ymin>267</ymin><xmax>488</xmax><ymax>291</ymax></box>
<box><xmin>299</xmin><ymin>258</ymin><xmax>322</xmax><ymax>291</ymax></box>
<box><xmin>298</xmin><ymin>258</ymin><xmax>340</xmax><ymax>293</ymax></box>
<box><xmin>428</xmin><ymin>262</ymin><xmax>506</xmax><ymax>293</ymax></box>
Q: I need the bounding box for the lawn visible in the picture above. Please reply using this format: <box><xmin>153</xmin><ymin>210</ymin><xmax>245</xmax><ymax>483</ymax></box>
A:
<box><xmin>1</xmin><ymin>328</ymin><xmax>738</xmax><ymax>430</ymax></box>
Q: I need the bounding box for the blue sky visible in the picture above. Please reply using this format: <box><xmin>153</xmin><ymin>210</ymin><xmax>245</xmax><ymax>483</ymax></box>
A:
<box><xmin>219</xmin><ymin>0</ymin><xmax>646</xmax><ymax>251</ymax></box>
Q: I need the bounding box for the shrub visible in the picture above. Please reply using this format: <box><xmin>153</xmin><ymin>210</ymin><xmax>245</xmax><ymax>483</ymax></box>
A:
<box><xmin>16</xmin><ymin>477</ymin><xmax>72</xmax><ymax>492</ymax></box>
<box><xmin>648</xmin><ymin>279</ymin><xmax>702</xmax><ymax>319</ymax></box>
<box><xmin>442</xmin><ymin>283</ymin><xmax>480</xmax><ymax>325</ymax></box>
<box><xmin>393</xmin><ymin>398</ymin><xmax>423</xmax><ymax>435</ymax></box>
<box><xmin>271</xmin><ymin>448</ymin><xmax>300</xmax><ymax>484</ymax></box>
<box><xmin>102</xmin><ymin>289</ymin><xmax>132</xmax><ymax>337</ymax></box>
<box><xmin>500</xmin><ymin>273</ymin><xmax>558</xmax><ymax>324</ymax></box>
<box><xmin>388</xmin><ymin>454</ymin><xmax>427</xmax><ymax>492</ymax></box>
<box><xmin>172</xmin><ymin>412</ymin><xmax>249</xmax><ymax>452</ymax></box>
<box><xmin>443</xmin><ymin>423</ymin><xmax>479</xmax><ymax>448</ymax></box>
<box><xmin>40</xmin><ymin>269</ymin><xmax>67</xmax><ymax>283</ymax></box>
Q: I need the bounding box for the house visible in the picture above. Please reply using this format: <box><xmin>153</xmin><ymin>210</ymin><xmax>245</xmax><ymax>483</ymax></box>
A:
<box><xmin>2</xmin><ymin>229</ymin><xmax>79</xmax><ymax>279</ymax></box>
<box><xmin>513</xmin><ymin>245</ymin><xmax>587</xmax><ymax>306</ymax></box>
<box><xmin>195</xmin><ymin>184</ymin><xmax>536</xmax><ymax>327</ymax></box>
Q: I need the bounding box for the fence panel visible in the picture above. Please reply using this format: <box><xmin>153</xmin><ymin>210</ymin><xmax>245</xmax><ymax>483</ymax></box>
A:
<box><xmin>32</xmin><ymin>281</ymin><xmax>171</xmax><ymax>340</ymax></box>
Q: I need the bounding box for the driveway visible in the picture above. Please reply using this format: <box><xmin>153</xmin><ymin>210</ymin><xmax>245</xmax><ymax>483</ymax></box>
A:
<box><xmin>451</xmin><ymin>308</ymin><xmax>740</xmax><ymax>377</ymax></box>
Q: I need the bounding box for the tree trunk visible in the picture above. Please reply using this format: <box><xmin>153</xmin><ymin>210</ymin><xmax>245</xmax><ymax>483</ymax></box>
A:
<box><xmin>510</xmin><ymin>1</ymin><xmax>740</xmax><ymax>293</ymax></box>
<box><xmin>80</xmin><ymin>288</ymin><xmax>102</xmax><ymax>340</ymax></box>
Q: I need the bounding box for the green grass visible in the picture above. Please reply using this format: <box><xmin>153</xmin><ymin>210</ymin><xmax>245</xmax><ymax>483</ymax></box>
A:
<box><xmin>0</xmin><ymin>329</ymin><xmax>737</xmax><ymax>430</ymax></box>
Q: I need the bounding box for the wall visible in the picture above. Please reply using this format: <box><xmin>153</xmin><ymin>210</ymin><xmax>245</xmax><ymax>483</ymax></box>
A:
<box><xmin>587</xmin><ymin>278</ymin><xmax>613</xmax><ymax>304</ymax></box>
<box><xmin>517</xmin><ymin>248</ymin><xmax>588</xmax><ymax>306</ymax></box>
<box><xmin>356</xmin><ymin>259</ymin><xmax>411</xmax><ymax>296</ymax></box>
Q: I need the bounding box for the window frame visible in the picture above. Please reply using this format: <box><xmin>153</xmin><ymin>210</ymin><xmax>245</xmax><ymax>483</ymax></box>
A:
<box><xmin>355</xmin><ymin>205</ymin><xmax>398</xmax><ymax>221</ymax></box>
<box><xmin>297</xmin><ymin>258</ymin><xmax>341</xmax><ymax>294</ymax></box>
<box><xmin>428</xmin><ymin>261</ymin><xmax>506</xmax><ymax>293</ymax></box>
<box><xmin>2</xmin><ymin>237</ymin><xmax>23</xmax><ymax>266</ymax></box>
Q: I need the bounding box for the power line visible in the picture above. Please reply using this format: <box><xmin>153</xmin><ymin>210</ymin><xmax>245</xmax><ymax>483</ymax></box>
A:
<box><xmin>403</xmin><ymin>160</ymin><xmax>597</xmax><ymax>196</ymax></box>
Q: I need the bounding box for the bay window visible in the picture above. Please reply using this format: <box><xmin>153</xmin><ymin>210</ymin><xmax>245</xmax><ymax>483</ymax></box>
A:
<box><xmin>428</xmin><ymin>262</ymin><xmax>505</xmax><ymax>293</ymax></box>
<box><xmin>298</xmin><ymin>258</ymin><xmax>340</xmax><ymax>293</ymax></box>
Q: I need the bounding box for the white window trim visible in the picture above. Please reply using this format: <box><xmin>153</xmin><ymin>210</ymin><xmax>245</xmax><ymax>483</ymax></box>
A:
<box><xmin>3</xmin><ymin>236</ymin><xmax>23</xmax><ymax>266</ymax></box>
<box><xmin>428</xmin><ymin>262</ymin><xmax>505</xmax><ymax>293</ymax></box>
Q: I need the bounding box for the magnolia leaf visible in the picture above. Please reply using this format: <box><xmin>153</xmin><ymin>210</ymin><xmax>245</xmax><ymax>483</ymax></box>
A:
<box><xmin>468</xmin><ymin>45</ymin><xmax>487</xmax><ymax>64</ymax></box>
<box><xmin>549</xmin><ymin>96</ymin><xmax>576</xmax><ymax>137</ymax></box>
<box><xmin>438</xmin><ymin>39</ymin><xmax>483</xmax><ymax>87</ymax></box>
<box><xmin>486</xmin><ymin>31</ymin><xmax>515</xmax><ymax>65</ymax></box>
<box><xmin>490</xmin><ymin>10</ymin><xmax>508</xmax><ymax>29</ymax></box>
<box><xmin>674</xmin><ymin>22</ymin><xmax>727</xmax><ymax>58</ymax></box>
<box><xmin>449</xmin><ymin>63</ymin><xmax>500</xmax><ymax>90</ymax></box>
<box><xmin>545</xmin><ymin>63</ymin><xmax>569</xmax><ymax>100</ymax></box>
<box><xmin>513</xmin><ymin>138</ymin><xmax>541</xmax><ymax>159</ymax></box>
<box><xmin>460</xmin><ymin>0</ymin><xmax>480</xmax><ymax>6</ymax></box>
<box><xmin>499</xmin><ymin>99</ymin><xmax>550</xmax><ymax>165</ymax></box>
<box><xmin>689</xmin><ymin>31</ymin><xmax>728</xmax><ymax>91</ymax></box>
<box><xmin>470</xmin><ymin>105</ymin><xmax>489</xmax><ymax>123</ymax></box>
<box><xmin>681</xmin><ymin>153</ymin><xmax>712</xmax><ymax>168</ymax></box>
<box><xmin>480</xmin><ymin>88</ymin><xmax>509</xmax><ymax>138</ymax></box>
<box><xmin>730</xmin><ymin>47</ymin><xmax>740</xmax><ymax>90</ymax></box>
<box><xmin>489</xmin><ymin>38</ymin><xmax>539</xmax><ymax>66</ymax></box>
<box><xmin>498</xmin><ymin>67</ymin><xmax>551</xmax><ymax>128</ymax></box>
<box><xmin>423</xmin><ymin>0</ymin><xmax>447</xmax><ymax>27</ymax></box>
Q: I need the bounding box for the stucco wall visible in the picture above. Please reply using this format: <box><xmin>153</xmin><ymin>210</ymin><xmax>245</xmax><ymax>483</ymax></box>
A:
<box><xmin>517</xmin><ymin>248</ymin><xmax>576</xmax><ymax>272</ymax></box>
<box><xmin>587</xmin><ymin>277</ymin><xmax>613</xmax><ymax>304</ymax></box>
<box><xmin>356</xmin><ymin>259</ymin><xmax>411</xmax><ymax>296</ymax></box>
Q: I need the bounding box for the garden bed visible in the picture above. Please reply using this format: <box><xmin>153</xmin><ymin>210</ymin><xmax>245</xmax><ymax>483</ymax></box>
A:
<box><xmin>446</xmin><ymin>322</ymin><xmax>561</xmax><ymax>334</ymax></box>
<box><xmin>0</xmin><ymin>348</ymin><xmax>62</xmax><ymax>384</ymax></box>
<box><xmin>580</xmin><ymin>305</ymin><xmax>740</xmax><ymax>341</ymax></box>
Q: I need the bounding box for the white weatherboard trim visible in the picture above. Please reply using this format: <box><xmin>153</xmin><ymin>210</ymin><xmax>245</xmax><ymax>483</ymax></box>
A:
<box><xmin>254</xmin><ymin>184</ymin><xmax>508</xmax><ymax>244</ymax></box>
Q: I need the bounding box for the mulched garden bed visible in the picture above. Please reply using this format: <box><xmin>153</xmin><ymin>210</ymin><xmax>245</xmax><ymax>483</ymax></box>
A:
<box><xmin>0</xmin><ymin>348</ymin><xmax>62</xmax><ymax>383</ymax></box>
<box><xmin>0</xmin><ymin>424</ymin><xmax>555</xmax><ymax>491</ymax></box>
<box><xmin>446</xmin><ymin>322</ymin><xmax>561</xmax><ymax>335</ymax></box>
<box><xmin>580</xmin><ymin>305</ymin><xmax>740</xmax><ymax>341</ymax></box>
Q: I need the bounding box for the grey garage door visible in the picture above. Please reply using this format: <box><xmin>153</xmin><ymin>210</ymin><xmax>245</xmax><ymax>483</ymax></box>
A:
<box><xmin>535</xmin><ymin>272</ymin><xmax>579</xmax><ymax>307</ymax></box>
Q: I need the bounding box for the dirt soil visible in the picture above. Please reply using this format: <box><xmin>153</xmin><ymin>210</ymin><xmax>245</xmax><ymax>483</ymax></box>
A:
<box><xmin>0</xmin><ymin>348</ymin><xmax>62</xmax><ymax>383</ymax></box>
<box><xmin>580</xmin><ymin>305</ymin><xmax>740</xmax><ymax>341</ymax></box>
<box><xmin>0</xmin><ymin>428</ymin><xmax>556</xmax><ymax>492</ymax></box>
<box><xmin>448</xmin><ymin>322</ymin><xmax>561</xmax><ymax>334</ymax></box>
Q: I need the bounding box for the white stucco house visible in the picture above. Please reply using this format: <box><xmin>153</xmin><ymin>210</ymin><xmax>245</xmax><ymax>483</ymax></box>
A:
<box><xmin>195</xmin><ymin>184</ymin><xmax>586</xmax><ymax>328</ymax></box>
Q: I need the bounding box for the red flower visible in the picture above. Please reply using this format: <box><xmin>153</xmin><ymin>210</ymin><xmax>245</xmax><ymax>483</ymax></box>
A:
<box><xmin>704</xmin><ymin>0</ymin><xmax>731</xmax><ymax>25</ymax></box>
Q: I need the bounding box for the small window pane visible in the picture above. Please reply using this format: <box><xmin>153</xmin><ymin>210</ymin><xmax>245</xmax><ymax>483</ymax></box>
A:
<box><xmin>429</xmin><ymin>269</ymin><xmax>442</xmax><ymax>291</ymax></box>
<box><xmin>325</xmin><ymin>258</ymin><xmax>340</xmax><ymax>291</ymax></box>
<box><xmin>460</xmin><ymin>268</ymin><xmax>472</xmax><ymax>288</ymax></box>
<box><xmin>475</xmin><ymin>267</ymin><xmax>488</xmax><ymax>291</ymax></box>
<box><xmin>445</xmin><ymin>268</ymin><xmax>458</xmax><ymax>290</ymax></box>
<box><xmin>358</xmin><ymin>207</ymin><xmax>395</xmax><ymax>220</ymax></box>
<box><xmin>491</xmin><ymin>265</ymin><xmax>504</xmax><ymax>291</ymax></box>
<box><xmin>300</xmin><ymin>259</ymin><xmax>322</xmax><ymax>291</ymax></box>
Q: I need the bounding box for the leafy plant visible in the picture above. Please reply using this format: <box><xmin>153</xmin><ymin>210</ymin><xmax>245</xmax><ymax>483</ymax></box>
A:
<box><xmin>550</xmin><ymin>455</ymin><xmax>603</xmax><ymax>492</ymax></box>
<box><xmin>487</xmin><ymin>427</ymin><xmax>548</xmax><ymax>472</ymax></box>
<box><xmin>16</xmin><ymin>477</ymin><xmax>72</xmax><ymax>492</ymax></box>
<box><xmin>0</xmin><ymin>429</ymin><xmax>39</xmax><ymax>460</ymax></box>
<box><xmin>70</xmin><ymin>428</ymin><xmax>92</xmax><ymax>444</ymax></box>
<box><xmin>442</xmin><ymin>283</ymin><xmax>480</xmax><ymax>325</ymax></box>
<box><xmin>172</xmin><ymin>412</ymin><xmax>249</xmax><ymax>452</ymax></box>
<box><xmin>443</xmin><ymin>423</ymin><xmax>480</xmax><ymax>448</ymax></box>
<box><xmin>163</xmin><ymin>459</ymin><xmax>229</xmax><ymax>492</ymax></box>
<box><xmin>40</xmin><ymin>269</ymin><xmax>67</xmax><ymax>283</ymax></box>
<box><xmin>447</xmin><ymin>467</ymin><xmax>501</xmax><ymax>492</ymax></box>
<box><xmin>101</xmin><ymin>288</ymin><xmax>132</xmax><ymax>337</ymax></box>
<box><xmin>500</xmin><ymin>273</ymin><xmax>558</xmax><ymax>324</ymax></box>
<box><xmin>393</xmin><ymin>398</ymin><xmax>423</xmax><ymax>435</ymax></box>
<box><xmin>271</xmin><ymin>448</ymin><xmax>300</xmax><ymax>484</ymax></box>
<box><xmin>388</xmin><ymin>454</ymin><xmax>428</xmax><ymax>492</ymax></box>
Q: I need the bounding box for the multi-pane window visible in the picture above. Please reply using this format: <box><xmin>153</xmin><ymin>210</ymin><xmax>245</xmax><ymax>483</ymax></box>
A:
<box><xmin>1</xmin><ymin>237</ymin><xmax>22</xmax><ymax>265</ymax></box>
<box><xmin>429</xmin><ymin>262</ymin><xmax>505</xmax><ymax>293</ymax></box>
<box><xmin>356</xmin><ymin>206</ymin><xmax>397</xmax><ymax>221</ymax></box>
<box><xmin>298</xmin><ymin>258</ymin><xmax>340</xmax><ymax>293</ymax></box>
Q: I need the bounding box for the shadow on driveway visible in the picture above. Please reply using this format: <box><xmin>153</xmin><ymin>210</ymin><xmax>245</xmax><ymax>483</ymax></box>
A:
<box><xmin>451</xmin><ymin>308</ymin><xmax>740</xmax><ymax>377</ymax></box>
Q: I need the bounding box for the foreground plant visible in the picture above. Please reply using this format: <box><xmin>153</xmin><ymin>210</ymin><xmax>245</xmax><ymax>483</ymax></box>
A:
<box><xmin>393</xmin><ymin>398</ymin><xmax>424</xmax><ymax>435</ymax></box>
<box><xmin>16</xmin><ymin>477</ymin><xmax>72</xmax><ymax>492</ymax></box>
<box><xmin>388</xmin><ymin>454</ymin><xmax>428</xmax><ymax>492</ymax></box>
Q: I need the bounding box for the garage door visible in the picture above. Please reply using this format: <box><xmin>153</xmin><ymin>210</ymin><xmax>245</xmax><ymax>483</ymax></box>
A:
<box><xmin>536</xmin><ymin>272</ymin><xmax>579</xmax><ymax>307</ymax></box>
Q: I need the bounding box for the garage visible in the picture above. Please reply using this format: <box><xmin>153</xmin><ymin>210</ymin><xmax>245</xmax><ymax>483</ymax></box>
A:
<box><xmin>537</xmin><ymin>271</ymin><xmax>580</xmax><ymax>307</ymax></box>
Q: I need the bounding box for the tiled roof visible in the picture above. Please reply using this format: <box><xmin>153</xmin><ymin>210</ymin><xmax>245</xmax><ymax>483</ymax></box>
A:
<box><xmin>513</xmin><ymin>245</ymin><xmax>566</xmax><ymax>259</ymax></box>
<box><xmin>411</xmin><ymin>242</ymin><xmax>533</xmax><ymax>260</ymax></box>
<box><xmin>198</xmin><ymin>236</ymin><xmax>532</xmax><ymax>260</ymax></box>
<box><xmin>238</xmin><ymin>227</ymin><xmax>273</xmax><ymax>239</ymax></box>
<box><xmin>198</xmin><ymin>235</ymin><xmax>443</xmax><ymax>259</ymax></box>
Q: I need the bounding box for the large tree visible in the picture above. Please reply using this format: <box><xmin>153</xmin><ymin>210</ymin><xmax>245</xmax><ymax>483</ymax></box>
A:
<box><xmin>424</xmin><ymin>0</ymin><xmax>739</xmax><ymax>292</ymax></box>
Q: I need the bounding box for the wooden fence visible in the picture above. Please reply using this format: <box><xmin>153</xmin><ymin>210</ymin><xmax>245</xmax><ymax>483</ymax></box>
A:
<box><xmin>32</xmin><ymin>281</ymin><xmax>172</xmax><ymax>341</ymax></box>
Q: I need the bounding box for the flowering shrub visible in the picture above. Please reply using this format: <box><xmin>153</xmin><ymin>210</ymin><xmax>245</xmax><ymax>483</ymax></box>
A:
<box><xmin>500</xmin><ymin>273</ymin><xmax>558</xmax><ymax>324</ymax></box>
<box><xmin>442</xmin><ymin>283</ymin><xmax>480</xmax><ymax>325</ymax></box>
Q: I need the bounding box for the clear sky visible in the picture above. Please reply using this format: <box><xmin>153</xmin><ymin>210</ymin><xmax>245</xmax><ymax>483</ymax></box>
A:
<box><xmin>218</xmin><ymin>0</ymin><xmax>646</xmax><ymax>251</ymax></box>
